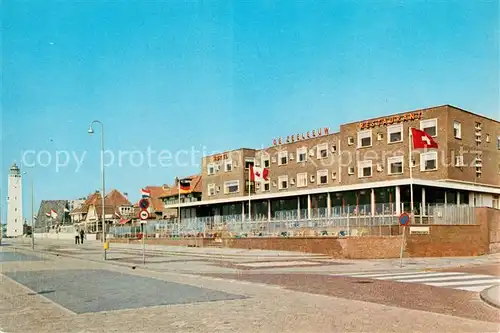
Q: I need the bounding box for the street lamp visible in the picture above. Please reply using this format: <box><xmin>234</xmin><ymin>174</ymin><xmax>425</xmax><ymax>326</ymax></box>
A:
<box><xmin>21</xmin><ymin>172</ymin><xmax>35</xmax><ymax>250</ymax></box>
<box><xmin>88</xmin><ymin>120</ymin><xmax>107</xmax><ymax>260</ymax></box>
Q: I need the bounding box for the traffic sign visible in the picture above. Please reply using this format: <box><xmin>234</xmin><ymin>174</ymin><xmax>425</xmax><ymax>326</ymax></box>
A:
<box><xmin>139</xmin><ymin>198</ymin><xmax>150</xmax><ymax>210</ymax></box>
<box><xmin>139</xmin><ymin>209</ymin><xmax>149</xmax><ymax>221</ymax></box>
<box><xmin>399</xmin><ymin>212</ymin><xmax>410</xmax><ymax>226</ymax></box>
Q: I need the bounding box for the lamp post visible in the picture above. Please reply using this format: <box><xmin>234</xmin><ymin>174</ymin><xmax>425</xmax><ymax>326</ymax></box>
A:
<box><xmin>88</xmin><ymin>120</ymin><xmax>107</xmax><ymax>260</ymax></box>
<box><xmin>22</xmin><ymin>172</ymin><xmax>35</xmax><ymax>250</ymax></box>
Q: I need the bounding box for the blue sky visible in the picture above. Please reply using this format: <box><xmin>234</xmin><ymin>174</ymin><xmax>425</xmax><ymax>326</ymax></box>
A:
<box><xmin>2</xmin><ymin>0</ymin><xmax>499</xmax><ymax>220</ymax></box>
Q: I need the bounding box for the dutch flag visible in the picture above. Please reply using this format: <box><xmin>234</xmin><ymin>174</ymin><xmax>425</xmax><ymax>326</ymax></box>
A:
<box><xmin>141</xmin><ymin>188</ymin><xmax>151</xmax><ymax>198</ymax></box>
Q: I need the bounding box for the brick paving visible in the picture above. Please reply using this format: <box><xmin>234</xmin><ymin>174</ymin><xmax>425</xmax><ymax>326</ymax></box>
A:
<box><xmin>2</xmin><ymin>240</ymin><xmax>500</xmax><ymax>332</ymax></box>
<box><xmin>435</xmin><ymin>263</ymin><xmax>500</xmax><ymax>276</ymax></box>
<box><xmin>203</xmin><ymin>272</ymin><xmax>500</xmax><ymax>323</ymax></box>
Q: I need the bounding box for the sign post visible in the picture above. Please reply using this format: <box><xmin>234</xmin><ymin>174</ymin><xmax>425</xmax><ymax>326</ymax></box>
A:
<box><xmin>139</xmin><ymin>208</ymin><xmax>149</xmax><ymax>266</ymax></box>
<box><xmin>398</xmin><ymin>212</ymin><xmax>410</xmax><ymax>268</ymax></box>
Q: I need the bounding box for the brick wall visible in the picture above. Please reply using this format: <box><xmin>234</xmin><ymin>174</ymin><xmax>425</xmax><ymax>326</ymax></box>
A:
<box><xmin>110</xmin><ymin>208</ymin><xmax>500</xmax><ymax>258</ymax></box>
<box><xmin>223</xmin><ymin>208</ymin><xmax>499</xmax><ymax>258</ymax></box>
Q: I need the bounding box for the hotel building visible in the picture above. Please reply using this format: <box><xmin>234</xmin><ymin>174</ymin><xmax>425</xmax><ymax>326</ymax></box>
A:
<box><xmin>166</xmin><ymin>105</ymin><xmax>500</xmax><ymax>223</ymax></box>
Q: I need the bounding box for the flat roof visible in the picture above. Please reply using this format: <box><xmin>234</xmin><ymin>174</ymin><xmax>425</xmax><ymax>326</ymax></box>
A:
<box><xmin>166</xmin><ymin>178</ymin><xmax>500</xmax><ymax>209</ymax></box>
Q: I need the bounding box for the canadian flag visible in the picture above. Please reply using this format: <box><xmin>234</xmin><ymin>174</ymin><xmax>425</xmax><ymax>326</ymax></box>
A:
<box><xmin>411</xmin><ymin>128</ymin><xmax>439</xmax><ymax>149</ymax></box>
<box><xmin>250</xmin><ymin>166</ymin><xmax>269</xmax><ymax>182</ymax></box>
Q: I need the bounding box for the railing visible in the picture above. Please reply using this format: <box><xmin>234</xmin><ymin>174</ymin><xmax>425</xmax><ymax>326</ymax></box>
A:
<box><xmin>109</xmin><ymin>203</ymin><xmax>476</xmax><ymax>239</ymax></box>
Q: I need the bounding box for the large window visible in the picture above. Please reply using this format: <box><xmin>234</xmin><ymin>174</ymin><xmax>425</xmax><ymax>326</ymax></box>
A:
<box><xmin>207</xmin><ymin>163</ymin><xmax>215</xmax><ymax>175</ymax></box>
<box><xmin>317</xmin><ymin>169</ymin><xmax>328</xmax><ymax>184</ymax></box>
<box><xmin>224</xmin><ymin>160</ymin><xmax>233</xmax><ymax>172</ymax></box>
<box><xmin>207</xmin><ymin>183</ymin><xmax>216</xmax><ymax>196</ymax></box>
<box><xmin>224</xmin><ymin>180</ymin><xmax>239</xmax><ymax>194</ymax></box>
<box><xmin>420</xmin><ymin>151</ymin><xmax>438</xmax><ymax>171</ymax></box>
<box><xmin>278</xmin><ymin>175</ymin><xmax>288</xmax><ymax>189</ymax></box>
<box><xmin>278</xmin><ymin>151</ymin><xmax>288</xmax><ymax>165</ymax></box>
<box><xmin>297</xmin><ymin>147</ymin><xmax>307</xmax><ymax>162</ymax></box>
<box><xmin>453</xmin><ymin>121</ymin><xmax>461</xmax><ymax>139</ymax></box>
<box><xmin>297</xmin><ymin>173</ymin><xmax>307</xmax><ymax>187</ymax></box>
<box><xmin>317</xmin><ymin>143</ymin><xmax>328</xmax><ymax>159</ymax></box>
<box><xmin>245</xmin><ymin>158</ymin><xmax>255</xmax><ymax>169</ymax></box>
<box><xmin>387</xmin><ymin>124</ymin><xmax>403</xmax><ymax>143</ymax></box>
<box><xmin>420</xmin><ymin>118</ymin><xmax>437</xmax><ymax>137</ymax></box>
<box><xmin>358</xmin><ymin>130</ymin><xmax>372</xmax><ymax>148</ymax></box>
<box><xmin>388</xmin><ymin>156</ymin><xmax>403</xmax><ymax>175</ymax></box>
<box><xmin>358</xmin><ymin>160</ymin><xmax>372</xmax><ymax>178</ymax></box>
<box><xmin>261</xmin><ymin>155</ymin><xmax>270</xmax><ymax>168</ymax></box>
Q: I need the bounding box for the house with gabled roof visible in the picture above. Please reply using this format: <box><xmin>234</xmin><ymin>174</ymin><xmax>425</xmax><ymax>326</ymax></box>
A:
<box><xmin>35</xmin><ymin>200</ymin><xmax>71</xmax><ymax>232</ymax></box>
<box><xmin>70</xmin><ymin>189</ymin><xmax>133</xmax><ymax>233</ymax></box>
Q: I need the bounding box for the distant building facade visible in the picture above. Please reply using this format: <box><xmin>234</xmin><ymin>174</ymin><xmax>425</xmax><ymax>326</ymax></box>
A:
<box><xmin>164</xmin><ymin>105</ymin><xmax>499</xmax><ymax>222</ymax></box>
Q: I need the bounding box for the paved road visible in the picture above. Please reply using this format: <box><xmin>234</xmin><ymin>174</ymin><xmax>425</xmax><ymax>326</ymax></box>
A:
<box><xmin>1</xmin><ymin>239</ymin><xmax>499</xmax><ymax>332</ymax></box>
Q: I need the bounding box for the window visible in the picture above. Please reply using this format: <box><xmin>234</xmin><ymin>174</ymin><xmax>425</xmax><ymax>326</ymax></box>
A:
<box><xmin>486</xmin><ymin>134</ymin><xmax>490</xmax><ymax>143</ymax></box>
<box><xmin>331</xmin><ymin>145</ymin><xmax>337</xmax><ymax>153</ymax></box>
<box><xmin>493</xmin><ymin>195</ymin><xmax>500</xmax><ymax>209</ymax></box>
<box><xmin>497</xmin><ymin>136</ymin><xmax>500</xmax><ymax>150</ymax></box>
<box><xmin>207</xmin><ymin>163</ymin><xmax>215</xmax><ymax>175</ymax></box>
<box><xmin>245</xmin><ymin>158</ymin><xmax>255</xmax><ymax>169</ymax></box>
<box><xmin>420</xmin><ymin>151</ymin><xmax>438</xmax><ymax>171</ymax></box>
<box><xmin>358</xmin><ymin>160</ymin><xmax>372</xmax><ymax>178</ymax></box>
<box><xmin>261</xmin><ymin>155</ymin><xmax>270</xmax><ymax>168</ymax></box>
<box><xmin>357</xmin><ymin>130</ymin><xmax>372</xmax><ymax>148</ymax></box>
<box><xmin>455</xmin><ymin>155</ymin><xmax>464</xmax><ymax>167</ymax></box>
<box><xmin>208</xmin><ymin>184</ymin><xmax>216</xmax><ymax>196</ymax></box>
<box><xmin>347</xmin><ymin>136</ymin><xmax>354</xmax><ymax>145</ymax></box>
<box><xmin>388</xmin><ymin>156</ymin><xmax>404</xmax><ymax>175</ymax></box>
<box><xmin>453</xmin><ymin>121</ymin><xmax>461</xmax><ymax>139</ymax></box>
<box><xmin>317</xmin><ymin>143</ymin><xmax>328</xmax><ymax>159</ymax></box>
<box><xmin>348</xmin><ymin>167</ymin><xmax>354</xmax><ymax>175</ymax></box>
<box><xmin>278</xmin><ymin>175</ymin><xmax>288</xmax><ymax>189</ymax></box>
<box><xmin>297</xmin><ymin>173</ymin><xmax>307</xmax><ymax>187</ymax></box>
<box><xmin>278</xmin><ymin>151</ymin><xmax>288</xmax><ymax>165</ymax></box>
<box><xmin>387</xmin><ymin>124</ymin><xmax>403</xmax><ymax>143</ymax></box>
<box><xmin>263</xmin><ymin>181</ymin><xmax>270</xmax><ymax>192</ymax></box>
<box><xmin>224</xmin><ymin>180</ymin><xmax>239</xmax><ymax>194</ymax></box>
<box><xmin>224</xmin><ymin>160</ymin><xmax>232</xmax><ymax>172</ymax></box>
<box><xmin>317</xmin><ymin>170</ymin><xmax>328</xmax><ymax>184</ymax></box>
<box><xmin>297</xmin><ymin>147</ymin><xmax>307</xmax><ymax>162</ymax></box>
<box><xmin>420</xmin><ymin>118</ymin><xmax>437</xmax><ymax>137</ymax></box>
<box><xmin>377</xmin><ymin>133</ymin><xmax>383</xmax><ymax>141</ymax></box>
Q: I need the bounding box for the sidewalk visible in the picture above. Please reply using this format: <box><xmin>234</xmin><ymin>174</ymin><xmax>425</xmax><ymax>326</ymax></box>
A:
<box><xmin>8</xmin><ymin>237</ymin><xmax>500</xmax><ymax>274</ymax></box>
<box><xmin>480</xmin><ymin>284</ymin><xmax>500</xmax><ymax>309</ymax></box>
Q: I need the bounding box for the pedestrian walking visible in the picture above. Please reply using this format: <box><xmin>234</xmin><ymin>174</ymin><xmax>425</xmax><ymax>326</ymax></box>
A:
<box><xmin>80</xmin><ymin>229</ymin><xmax>85</xmax><ymax>244</ymax></box>
<box><xmin>74</xmin><ymin>228</ymin><xmax>80</xmax><ymax>245</ymax></box>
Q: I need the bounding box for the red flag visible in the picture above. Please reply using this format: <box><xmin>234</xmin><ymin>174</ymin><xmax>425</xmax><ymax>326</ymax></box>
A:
<box><xmin>411</xmin><ymin>128</ymin><xmax>438</xmax><ymax>149</ymax></box>
<box><xmin>250</xmin><ymin>166</ymin><xmax>269</xmax><ymax>182</ymax></box>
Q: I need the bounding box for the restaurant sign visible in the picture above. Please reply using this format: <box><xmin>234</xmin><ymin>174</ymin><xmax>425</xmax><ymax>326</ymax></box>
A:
<box><xmin>212</xmin><ymin>153</ymin><xmax>228</xmax><ymax>162</ymax></box>
<box><xmin>359</xmin><ymin>111</ymin><xmax>423</xmax><ymax>130</ymax></box>
<box><xmin>272</xmin><ymin>127</ymin><xmax>330</xmax><ymax>146</ymax></box>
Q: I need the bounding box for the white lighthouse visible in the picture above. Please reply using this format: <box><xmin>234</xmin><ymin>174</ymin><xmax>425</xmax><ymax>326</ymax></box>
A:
<box><xmin>6</xmin><ymin>163</ymin><xmax>24</xmax><ymax>237</ymax></box>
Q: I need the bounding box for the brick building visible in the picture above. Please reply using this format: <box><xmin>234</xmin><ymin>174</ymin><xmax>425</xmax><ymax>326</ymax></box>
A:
<box><xmin>167</xmin><ymin>105</ymin><xmax>500</xmax><ymax>223</ymax></box>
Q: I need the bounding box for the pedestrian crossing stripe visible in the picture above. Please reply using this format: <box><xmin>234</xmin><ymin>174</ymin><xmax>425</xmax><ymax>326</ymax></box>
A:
<box><xmin>330</xmin><ymin>271</ymin><xmax>500</xmax><ymax>292</ymax></box>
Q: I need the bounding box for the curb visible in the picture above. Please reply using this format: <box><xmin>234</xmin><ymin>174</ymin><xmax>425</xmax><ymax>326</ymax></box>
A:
<box><xmin>479</xmin><ymin>284</ymin><xmax>500</xmax><ymax>309</ymax></box>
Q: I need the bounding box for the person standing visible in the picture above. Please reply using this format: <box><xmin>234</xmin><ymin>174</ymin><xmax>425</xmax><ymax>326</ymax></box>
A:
<box><xmin>80</xmin><ymin>229</ymin><xmax>85</xmax><ymax>244</ymax></box>
<box><xmin>74</xmin><ymin>228</ymin><xmax>80</xmax><ymax>245</ymax></box>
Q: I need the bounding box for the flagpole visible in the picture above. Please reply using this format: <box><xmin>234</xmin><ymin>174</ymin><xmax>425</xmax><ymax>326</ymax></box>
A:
<box><xmin>248</xmin><ymin>167</ymin><xmax>251</xmax><ymax>222</ymax></box>
<box><xmin>408</xmin><ymin>127</ymin><xmax>414</xmax><ymax>216</ymax></box>
<box><xmin>177</xmin><ymin>179</ymin><xmax>180</xmax><ymax>237</ymax></box>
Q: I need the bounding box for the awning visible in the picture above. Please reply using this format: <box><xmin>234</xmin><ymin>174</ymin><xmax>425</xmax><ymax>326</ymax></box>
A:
<box><xmin>119</xmin><ymin>218</ymin><xmax>132</xmax><ymax>225</ymax></box>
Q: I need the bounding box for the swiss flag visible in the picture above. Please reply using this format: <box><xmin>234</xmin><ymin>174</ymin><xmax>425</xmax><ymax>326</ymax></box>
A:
<box><xmin>411</xmin><ymin>128</ymin><xmax>439</xmax><ymax>149</ymax></box>
<box><xmin>250</xmin><ymin>166</ymin><xmax>269</xmax><ymax>182</ymax></box>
